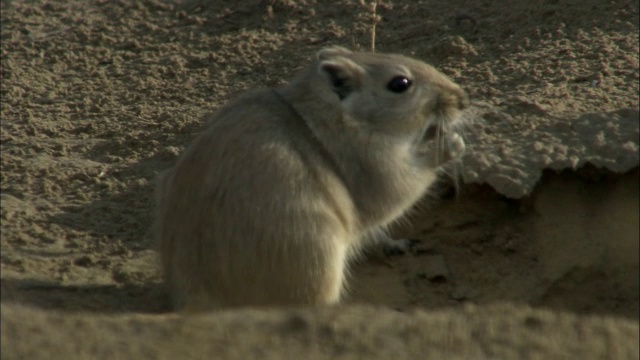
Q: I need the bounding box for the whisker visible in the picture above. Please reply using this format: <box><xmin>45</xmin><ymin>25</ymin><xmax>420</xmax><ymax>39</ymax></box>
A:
<box><xmin>436</xmin><ymin>113</ymin><xmax>445</xmax><ymax>165</ymax></box>
<box><xmin>419</xmin><ymin>116</ymin><xmax>434</xmax><ymax>146</ymax></box>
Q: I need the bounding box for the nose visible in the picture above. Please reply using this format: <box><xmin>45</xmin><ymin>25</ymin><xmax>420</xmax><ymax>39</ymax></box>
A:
<box><xmin>436</xmin><ymin>86</ymin><xmax>468</xmax><ymax>115</ymax></box>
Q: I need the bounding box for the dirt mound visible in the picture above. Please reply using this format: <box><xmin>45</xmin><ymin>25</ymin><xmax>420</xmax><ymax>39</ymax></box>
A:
<box><xmin>3</xmin><ymin>303</ymin><xmax>638</xmax><ymax>360</ymax></box>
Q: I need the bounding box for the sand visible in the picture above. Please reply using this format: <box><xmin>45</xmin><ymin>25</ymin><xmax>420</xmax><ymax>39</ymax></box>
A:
<box><xmin>1</xmin><ymin>0</ymin><xmax>638</xmax><ymax>359</ymax></box>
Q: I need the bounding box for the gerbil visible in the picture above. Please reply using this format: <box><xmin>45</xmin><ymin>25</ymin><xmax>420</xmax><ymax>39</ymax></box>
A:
<box><xmin>155</xmin><ymin>46</ymin><xmax>468</xmax><ymax>310</ymax></box>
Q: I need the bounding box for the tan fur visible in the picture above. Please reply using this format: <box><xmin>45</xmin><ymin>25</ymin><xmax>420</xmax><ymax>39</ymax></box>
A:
<box><xmin>155</xmin><ymin>47</ymin><xmax>468</xmax><ymax>310</ymax></box>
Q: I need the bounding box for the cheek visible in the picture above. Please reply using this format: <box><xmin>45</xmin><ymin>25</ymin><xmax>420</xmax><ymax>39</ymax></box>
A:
<box><xmin>342</xmin><ymin>92</ymin><xmax>424</xmax><ymax>133</ymax></box>
<box><xmin>342</xmin><ymin>93</ymin><xmax>377</xmax><ymax>120</ymax></box>
<box><xmin>385</xmin><ymin>95</ymin><xmax>423</xmax><ymax>122</ymax></box>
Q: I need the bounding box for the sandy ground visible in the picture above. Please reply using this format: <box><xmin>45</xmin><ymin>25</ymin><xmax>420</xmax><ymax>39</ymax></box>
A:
<box><xmin>1</xmin><ymin>0</ymin><xmax>638</xmax><ymax>359</ymax></box>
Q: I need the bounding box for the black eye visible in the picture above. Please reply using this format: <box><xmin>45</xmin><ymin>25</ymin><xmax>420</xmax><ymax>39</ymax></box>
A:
<box><xmin>386</xmin><ymin>76</ymin><xmax>412</xmax><ymax>93</ymax></box>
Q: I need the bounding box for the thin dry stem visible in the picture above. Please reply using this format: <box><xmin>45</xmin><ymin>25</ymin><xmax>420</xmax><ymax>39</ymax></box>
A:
<box><xmin>358</xmin><ymin>0</ymin><xmax>383</xmax><ymax>52</ymax></box>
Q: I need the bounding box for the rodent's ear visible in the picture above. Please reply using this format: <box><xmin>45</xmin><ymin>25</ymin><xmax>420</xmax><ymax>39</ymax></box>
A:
<box><xmin>318</xmin><ymin>57</ymin><xmax>364</xmax><ymax>100</ymax></box>
<box><xmin>316</xmin><ymin>46</ymin><xmax>352</xmax><ymax>61</ymax></box>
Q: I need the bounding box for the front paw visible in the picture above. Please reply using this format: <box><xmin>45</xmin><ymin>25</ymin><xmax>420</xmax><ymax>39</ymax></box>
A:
<box><xmin>446</xmin><ymin>133</ymin><xmax>465</xmax><ymax>162</ymax></box>
<box><xmin>368</xmin><ymin>232</ymin><xmax>419</xmax><ymax>257</ymax></box>
<box><xmin>420</xmin><ymin>132</ymin><xmax>466</xmax><ymax>167</ymax></box>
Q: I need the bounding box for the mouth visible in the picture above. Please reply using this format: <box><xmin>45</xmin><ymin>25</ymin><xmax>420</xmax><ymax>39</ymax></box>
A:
<box><xmin>422</xmin><ymin>123</ymin><xmax>445</xmax><ymax>143</ymax></box>
<box><xmin>416</xmin><ymin>121</ymin><xmax>466</xmax><ymax>167</ymax></box>
<box><xmin>423</xmin><ymin>125</ymin><xmax>437</xmax><ymax>141</ymax></box>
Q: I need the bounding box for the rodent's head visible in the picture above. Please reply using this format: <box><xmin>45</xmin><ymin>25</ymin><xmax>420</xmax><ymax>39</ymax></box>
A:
<box><xmin>316</xmin><ymin>46</ymin><xmax>468</xmax><ymax>145</ymax></box>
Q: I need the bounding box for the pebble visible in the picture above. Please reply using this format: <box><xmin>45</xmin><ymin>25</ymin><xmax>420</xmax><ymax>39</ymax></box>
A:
<box><xmin>417</xmin><ymin>254</ymin><xmax>450</xmax><ymax>283</ymax></box>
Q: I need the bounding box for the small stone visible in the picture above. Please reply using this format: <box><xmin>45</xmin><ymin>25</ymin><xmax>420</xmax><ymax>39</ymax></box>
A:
<box><xmin>73</xmin><ymin>255</ymin><xmax>94</xmax><ymax>267</ymax></box>
<box><xmin>112</xmin><ymin>269</ymin><xmax>129</xmax><ymax>283</ymax></box>
<box><xmin>417</xmin><ymin>254</ymin><xmax>450</xmax><ymax>283</ymax></box>
<box><xmin>450</xmin><ymin>285</ymin><xmax>480</xmax><ymax>301</ymax></box>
